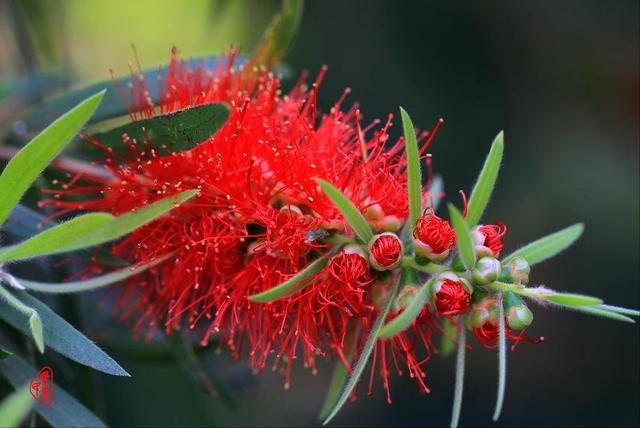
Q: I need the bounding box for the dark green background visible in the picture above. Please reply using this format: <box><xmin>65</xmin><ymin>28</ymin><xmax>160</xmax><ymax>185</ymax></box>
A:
<box><xmin>1</xmin><ymin>1</ymin><xmax>638</xmax><ymax>427</ymax></box>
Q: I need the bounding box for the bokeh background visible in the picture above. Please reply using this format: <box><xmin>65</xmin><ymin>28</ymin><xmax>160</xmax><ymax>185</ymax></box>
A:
<box><xmin>0</xmin><ymin>0</ymin><xmax>638</xmax><ymax>427</ymax></box>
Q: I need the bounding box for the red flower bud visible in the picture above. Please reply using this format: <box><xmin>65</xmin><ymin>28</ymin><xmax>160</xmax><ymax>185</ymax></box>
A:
<box><xmin>368</xmin><ymin>232</ymin><xmax>403</xmax><ymax>271</ymax></box>
<box><xmin>432</xmin><ymin>273</ymin><xmax>472</xmax><ymax>317</ymax></box>
<box><xmin>472</xmin><ymin>320</ymin><xmax>543</xmax><ymax>349</ymax></box>
<box><xmin>472</xmin><ymin>222</ymin><xmax>507</xmax><ymax>257</ymax></box>
<box><xmin>328</xmin><ymin>246</ymin><xmax>372</xmax><ymax>287</ymax></box>
<box><xmin>413</xmin><ymin>209</ymin><xmax>456</xmax><ymax>261</ymax></box>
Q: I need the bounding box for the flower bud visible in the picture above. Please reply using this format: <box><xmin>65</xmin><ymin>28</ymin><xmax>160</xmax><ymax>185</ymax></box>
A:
<box><xmin>471</xmin><ymin>256</ymin><xmax>502</xmax><ymax>285</ymax></box>
<box><xmin>471</xmin><ymin>222</ymin><xmax>507</xmax><ymax>257</ymax></box>
<box><xmin>507</xmin><ymin>257</ymin><xmax>530</xmax><ymax>285</ymax></box>
<box><xmin>412</xmin><ymin>209</ymin><xmax>456</xmax><ymax>261</ymax></box>
<box><xmin>368</xmin><ymin>232</ymin><xmax>403</xmax><ymax>271</ymax></box>
<box><xmin>504</xmin><ymin>292</ymin><xmax>533</xmax><ymax>330</ymax></box>
<box><xmin>394</xmin><ymin>285</ymin><xmax>420</xmax><ymax>312</ymax></box>
<box><xmin>378</xmin><ymin>215</ymin><xmax>403</xmax><ymax>232</ymax></box>
<box><xmin>279</xmin><ymin>204</ymin><xmax>303</xmax><ymax>217</ymax></box>
<box><xmin>432</xmin><ymin>272</ymin><xmax>472</xmax><ymax>317</ymax></box>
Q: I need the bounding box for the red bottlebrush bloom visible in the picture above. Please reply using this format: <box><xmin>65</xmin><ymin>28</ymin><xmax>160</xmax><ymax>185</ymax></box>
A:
<box><xmin>432</xmin><ymin>273</ymin><xmax>472</xmax><ymax>317</ymax></box>
<box><xmin>472</xmin><ymin>320</ymin><xmax>544</xmax><ymax>350</ymax></box>
<box><xmin>413</xmin><ymin>209</ymin><xmax>456</xmax><ymax>261</ymax></box>
<box><xmin>368</xmin><ymin>233</ymin><xmax>403</xmax><ymax>270</ymax></box>
<box><xmin>473</xmin><ymin>222</ymin><xmax>507</xmax><ymax>257</ymax></box>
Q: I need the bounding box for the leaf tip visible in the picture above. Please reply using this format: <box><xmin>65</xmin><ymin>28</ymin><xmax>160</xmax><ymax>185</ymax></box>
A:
<box><xmin>29</xmin><ymin>313</ymin><xmax>45</xmax><ymax>354</ymax></box>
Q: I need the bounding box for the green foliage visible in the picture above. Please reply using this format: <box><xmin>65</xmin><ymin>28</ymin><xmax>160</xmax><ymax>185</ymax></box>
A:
<box><xmin>448</xmin><ymin>204</ymin><xmax>476</xmax><ymax>270</ymax></box>
<box><xmin>248</xmin><ymin>256</ymin><xmax>328</xmax><ymax>302</ymax></box>
<box><xmin>492</xmin><ymin>299</ymin><xmax>507</xmax><ymax>421</ymax></box>
<box><xmin>251</xmin><ymin>0</ymin><xmax>304</xmax><ymax>68</ymax></box>
<box><xmin>316</xmin><ymin>179</ymin><xmax>374</xmax><ymax>243</ymax></box>
<box><xmin>0</xmin><ymin>384</ymin><xmax>32</xmax><ymax>428</ymax></box>
<box><xmin>440</xmin><ymin>318</ymin><xmax>457</xmax><ymax>357</ymax></box>
<box><xmin>502</xmin><ymin>223</ymin><xmax>584</xmax><ymax>266</ymax></box>
<box><xmin>379</xmin><ymin>277</ymin><xmax>433</xmax><ymax>339</ymax></box>
<box><xmin>465</xmin><ymin>131</ymin><xmax>504</xmax><ymax>227</ymax></box>
<box><xmin>400</xmin><ymin>107</ymin><xmax>423</xmax><ymax>229</ymax></box>
<box><xmin>546</xmin><ymin>293</ymin><xmax>603</xmax><ymax>306</ymax></box>
<box><xmin>450</xmin><ymin>321</ymin><xmax>467</xmax><ymax>428</ymax></box>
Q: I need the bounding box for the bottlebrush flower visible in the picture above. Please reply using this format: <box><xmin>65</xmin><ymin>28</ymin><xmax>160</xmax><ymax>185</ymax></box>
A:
<box><xmin>432</xmin><ymin>273</ymin><xmax>472</xmax><ymax>317</ymax></box>
<box><xmin>412</xmin><ymin>209</ymin><xmax>456</xmax><ymax>261</ymax></box>
<box><xmin>472</xmin><ymin>222</ymin><xmax>507</xmax><ymax>257</ymax></box>
<box><xmin>368</xmin><ymin>233</ymin><xmax>403</xmax><ymax>270</ymax></box>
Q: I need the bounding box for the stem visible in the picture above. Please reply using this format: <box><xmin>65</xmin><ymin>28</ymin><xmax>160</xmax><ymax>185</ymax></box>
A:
<box><xmin>450</xmin><ymin>319</ymin><xmax>466</xmax><ymax>428</ymax></box>
<box><xmin>401</xmin><ymin>256</ymin><xmax>448</xmax><ymax>275</ymax></box>
<box><xmin>493</xmin><ymin>295</ymin><xmax>507</xmax><ymax>421</ymax></box>
<box><xmin>487</xmin><ymin>281</ymin><xmax>540</xmax><ymax>300</ymax></box>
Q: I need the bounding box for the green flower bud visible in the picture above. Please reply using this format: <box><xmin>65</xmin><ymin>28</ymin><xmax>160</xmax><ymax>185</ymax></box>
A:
<box><xmin>394</xmin><ymin>285</ymin><xmax>420</xmax><ymax>313</ymax></box>
<box><xmin>504</xmin><ymin>291</ymin><xmax>533</xmax><ymax>330</ymax></box>
<box><xmin>471</xmin><ymin>256</ymin><xmax>502</xmax><ymax>285</ymax></box>
<box><xmin>508</xmin><ymin>257</ymin><xmax>530</xmax><ymax>285</ymax></box>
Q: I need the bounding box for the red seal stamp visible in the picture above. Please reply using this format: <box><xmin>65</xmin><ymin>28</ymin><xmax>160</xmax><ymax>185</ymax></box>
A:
<box><xmin>29</xmin><ymin>366</ymin><xmax>54</xmax><ymax>406</ymax></box>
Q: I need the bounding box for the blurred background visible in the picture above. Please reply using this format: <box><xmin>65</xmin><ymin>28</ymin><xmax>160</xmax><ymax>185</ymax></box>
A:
<box><xmin>0</xmin><ymin>0</ymin><xmax>638</xmax><ymax>426</ymax></box>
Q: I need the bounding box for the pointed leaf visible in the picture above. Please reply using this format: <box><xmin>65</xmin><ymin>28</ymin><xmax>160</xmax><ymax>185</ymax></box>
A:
<box><xmin>379</xmin><ymin>277</ymin><xmax>433</xmax><ymax>339</ymax></box>
<box><xmin>595</xmin><ymin>304</ymin><xmax>640</xmax><ymax>317</ymax></box>
<box><xmin>322</xmin><ymin>279</ymin><xmax>400</xmax><ymax>425</ymax></box>
<box><xmin>440</xmin><ymin>317</ymin><xmax>457</xmax><ymax>357</ymax></box>
<box><xmin>88</xmin><ymin>102</ymin><xmax>230</xmax><ymax>158</ymax></box>
<box><xmin>0</xmin><ymin>213</ymin><xmax>114</xmax><ymax>263</ymax></box>
<box><xmin>248</xmin><ymin>256</ymin><xmax>328</xmax><ymax>302</ymax></box>
<box><xmin>0</xmin><ymin>91</ymin><xmax>104</xmax><ymax>226</ymax></box>
<box><xmin>29</xmin><ymin>313</ymin><xmax>45</xmax><ymax>353</ymax></box>
<box><xmin>0</xmin><ymin>289</ymin><xmax>129</xmax><ymax>376</ymax></box>
<box><xmin>546</xmin><ymin>293</ymin><xmax>603</xmax><ymax>306</ymax></box>
<box><xmin>448</xmin><ymin>203</ymin><xmax>476</xmax><ymax>270</ymax></box>
<box><xmin>251</xmin><ymin>0</ymin><xmax>303</xmax><ymax>68</ymax></box>
<box><xmin>450</xmin><ymin>321</ymin><xmax>467</xmax><ymax>428</ymax></box>
<box><xmin>400</xmin><ymin>107</ymin><xmax>423</xmax><ymax>229</ymax></box>
<box><xmin>319</xmin><ymin>324</ymin><xmax>357</xmax><ymax>420</ymax></box>
<box><xmin>0</xmin><ymin>285</ymin><xmax>44</xmax><ymax>353</ymax></box>
<box><xmin>0</xmin><ymin>355</ymin><xmax>107</xmax><ymax>427</ymax></box>
<box><xmin>466</xmin><ymin>131</ymin><xmax>504</xmax><ymax>227</ymax></box>
<box><xmin>502</xmin><ymin>223</ymin><xmax>584</xmax><ymax>266</ymax></box>
<box><xmin>559</xmin><ymin>304</ymin><xmax>635</xmax><ymax>323</ymax></box>
<box><xmin>492</xmin><ymin>298</ymin><xmax>507</xmax><ymax>421</ymax></box>
<box><xmin>0</xmin><ymin>384</ymin><xmax>32</xmax><ymax>428</ymax></box>
<box><xmin>316</xmin><ymin>179</ymin><xmax>374</xmax><ymax>243</ymax></box>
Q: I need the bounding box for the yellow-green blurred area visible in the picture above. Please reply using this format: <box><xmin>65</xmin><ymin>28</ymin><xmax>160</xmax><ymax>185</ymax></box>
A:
<box><xmin>0</xmin><ymin>1</ymin><xmax>638</xmax><ymax>427</ymax></box>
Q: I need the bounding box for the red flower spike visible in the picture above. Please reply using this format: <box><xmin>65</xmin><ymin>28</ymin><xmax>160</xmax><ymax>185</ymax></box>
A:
<box><xmin>472</xmin><ymin>222</ymin><xmax>507</xmax><ymax>257</ymax></box>
<box><xmin>368</xmin><ymin>233</ymin><xmax>403</xmax><ymax>271</ymax></box>
<box><xmin>432</xmin><ymin>273</ymin><xmax>472</xmax><ymax>317</ymax></box>
<box><xmin>413</xmin><ymin>209</ymin><xmax>456</xmax><ymax>261</ymax></box>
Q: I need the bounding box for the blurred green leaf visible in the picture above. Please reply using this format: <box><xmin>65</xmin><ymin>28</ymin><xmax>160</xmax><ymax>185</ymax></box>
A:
<box><xmin>466</xmin><ymin>131</ymin><xmax>504</xmax><ymax>227</ymax></box>
<box><xmin>322</xmin><ymin>279</ymin><xmax>400</xmax><ymax>425</ymax></box>
<box><xmin>448</xmin><ymin>204</ymin><xmax>475</xmax><ymax>270</ymax></box>
<box><xmin>0</xmin><ymin>384</ymin><xmax>32</xmax><ymax>428</ymax></box>
<box><xmin>248</xmin><ymin>256</ymin><xmax>328</xmax><ymax>302</ymax></box>
<box><xmin>316</xmin><ymin>179</ymin><xmax>374</xmax><ymax>243</ymax></box>
<box><xmin>492</xmin><ymin>298</ymin><xmax>507</xmax><ymax>422</ymax></box>
<box><xmin>0</xmin><ymin>213</ymin><xmax>114</xmax><ymax>263</ymax></box>
<box><xmin>440</xmin><ymin>317</ymin><xmax>457</xmax><ymax>357</ymax></box>
<box><xmin>251</xmin><ymin>0</ymin><xmax>303</xmax><ymax>68</ymax></box>
<box><xmin>450</xmin><ymin>319</ymin><xmax>467</xmax><ymax>428</ymax></box>
<box><xmin>400</xmin><ymin>107</ymin><xmax>423</xmax><ymax>229</ymax></box>
<box><xmin>318</xmin><ymin>323</ymin><xmax>356</xmax><ymax>420</ymax></box>
<box><xmin>29</xmin><ymin>312</ymin><xmax>45</xmax><ymax>353</ymax></box>
<box><xmin>0</xmin><ymin>91</ymin><xmax>104</xmax><ymax>226</ymax></box>
<box><xmin>0</xmin><ymin>289</ymin><xmax>129</xmax><ymax>376</ymax></box>
<box><xmin>88</xmin><ymin>102</ymin><xmax>230</xmax><ymax>158</ymax></box>
<box><xmin>379</xmin><ymin>277</ymin><xmax>433</xmax><ymax>339</ymax></box>
<box><xmin>595</xmin><ymin>304</ymin><xmax>640</xmax><ymax>317</ymax></box>
<box><xmin>546</xmin><ymin>293</ymin><xmax>603</xmax><ymax>306</ymax></box>
<box><xmin>0</xmin><ymin>355</ymin><xmax>107</xmax><ymax>427</ymax></box>
<box><xmin>502</xmin><ymin>223</ymin><xmax>584</xmax><ymax>266</ymax></box>
<box><xmin>0</xmin><ymin>348</ymin><xmax>11</xmax><ymax>359</ymax></box>
<box><xmin>559</xmin><ymin>305</ymin><xmax>636</xmax><ymax>323</ymax></box>
<box><xmin>0</xmin><ymin>285</ymin><xmax>45</xmax><ymax>353</ymax></box>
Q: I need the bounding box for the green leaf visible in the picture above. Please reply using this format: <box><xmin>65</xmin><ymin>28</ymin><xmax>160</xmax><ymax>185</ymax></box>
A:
<box><xmin>559</xmin><ymin>304</ymin><xmax>636</xmax><ymax>323</ymax></box>
<box><xmin>492</xmin><ymin>298</ymin><xmax>507</xmax><ymax>421</ymax></box>
<box><xmin>251</xmin><ymin>0</ymin><xmax>303</xmax><ymax>68</ymax></box>
<box><xmin>0</xmin><ymin>289</ymin><xmax>129</xmax><ymax>376</ymax></box>
<box><xmin>29</xmin><ymin>313</ymin><xmax>45</xmax><ymax>353</ymax></box>
<box><xmin>316</xmin><ymin>179</ymin><xmax>374</xmax><ymax>243</ymax></box>
<box><xmin>465</xmin><ymin>131</ymin><xmax>504</xmax><ymax>227</ymax></box>
<box><xmin>595</xmin><ymin>304</ymin><xmax>640</xmax><ymax>317</ymax></box>
<box><xmin>0</xmin><ymin>348</ymin><xmax>11</xmax><ymax>359</ymax></box>
<box><xmin>16</xmin><ymin>257</ymin><xmax>165</xmax><ymax>294</ymax></box>
<box><xmin>322</xmin><ymin>279</ymin><xmax>400</xmax><ymax>425</ymax></box>
<box><xmin>0</xmin><ymin>285</ymin><xmax>44</xmax><ymax>353</ymax></box>
<box><xmin>448</xmin><ymin>203</ymin><xmax>476</xmax><ymax>270</ymax></box>
<box><xmin>546</xmin><ymin>293</ymin><xmax>603</xmax><ymax>306</ymax></box>
<box><xmin>248</xmin><ymin>256</ymin><xmax>328</xmax><ymax>302</ymax></box>
<box><xmin>379</xmin><ymin>277</ymin><xmax>433</xmax><ymax>339</ymax></box>
<box><xmin>0</xmin><ymin>384</ymin><xmax>32</xmax><ymax>428</ymax></box>
<box><xmin>450</xmin><ymin>320</ymin><xmax>467</xmax><ymax>428</ymax></box>
<box><xmin>59</xmin><ymin>190</ymin><xmax>197</xmax><ymax>255</ymax></box>
<box><xmin>400</xmin><ymin>107</ymin><xmax>423</xmax><ymax>229</ymax></box>
<box><xmin>88</xmin><ymin>103</ymin><xmax>230</xmax><ymax>158</ymax></box>
<box><xmin>440</xmin><ymin>317</ymin><xmax>457</xmax><ymax>357</ymax></box>
<box><xmin>502</xmin><ymin>223</ymin><xmax>584</xmax><ymax>266</ymax></box>
<box><xmin>0</xmin><ymin>355</ymin><xmax>107</xmax><ymax>427</ymax></box>
<box><xmin>0</xmin><ymin>213</ymin><xmax>114</xmax><ymax>263</ymax></box>
<box><xmin>318</xmin><ymin>325</ymin><xmax>357</xmax><ymax>420</ymax></box>
<box><xmin>0</xmin><ymin>91</ymin><xmax>104</xmax><ymax>226</ymax></box>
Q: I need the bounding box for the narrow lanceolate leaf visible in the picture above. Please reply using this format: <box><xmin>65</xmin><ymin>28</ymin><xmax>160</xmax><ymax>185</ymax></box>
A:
<box><xmin>450</xmin><ymin>321</ymin><xmax>467</xmax><ymax>428</ymax></box>
<box><xmin>0</xmin><ymin>289</ymin><xmax>129</xmax><ymax>376</ymax></box>
<box><xmin>379</xmin><ymin>278</ymin><xmax>434</xmax><ymax>339</ymax></box>
<box><xmin>251</xmin><ymin>0</ymin><xmax>304</xmax><ymax>68</ymax></box>
<box><xmin>16</xmin><ymin>257</ymin><xmax>167</xmax><ymax>293</ymax></box>
<box><xmin>249</xmin><ymin>256</ymin><xmax>328</xmax><ymax>302</ymax></box>
<box><xmin>0</xmin><ymin>213</ymin><xmax>114</xmax><ymax>263</ymax></box>
<box><xmin>465</xmin><ymin>131</ymin><xmax>504</xmax><ymax>227</ymax></box>
<box><xmin>0</xmin><ymin>384</ymin><xmax>32</xmax><ymax>428</ymax></box>
<box><xmin>595</xmin><ymin>304</ymin><xmax>640</xmax><ymax>317</ymax></box>
<box><xmin>492</xmin><ymin>298</ymin><xmax>507</xmax><ymax>421</ymax></box>
<box><xmin>316</xmin><ymin>179</ymin><xmax>374</xmax><ymax>243</ymax></box>
<box><xmin>545</xmin><ymin>293</ymin><xmax>603</xmax><ymax>307</ymax></box>
<box><xmin>322</xmin><ymin>280</ymin><xmax>400</xmax><ymax>425</ymax></box>
<box><xmin>89</xmin><ymin>103</ymin><xmax>230</xmax><ymax>158</ymax></box>
<box><xmin>59</xmin><ymin>190</ymin><xmax>197</xmax><ymax>254</ymax></box>
<box><xmin>0</xmin><ymin>355</ymin><xmax>107</xmax><ymax>427</ymax></box>
<box><xmin>400</xmin><ymin>107</ymin><xmax>423</xmax><ymax>229</ymax></box>
<box><xmin>448</xmin><ymin>204</ymin><xmax>476</xmax><ymax>270</ymax></box>
<box><xmin>559</xmin><ymin>304</ymin><xmax>636</xmax><ymax>323</ymax></box>
<box><xmin>0</xmin><ymin>91</ymin><xmax>104</xmax><ymax>226</ymax></box>
<box><xmin>0</xmin><ymin>285</ymin><xmax>44</xmax><ymax>353</ymax></box>
<box><xmin>502</xmin><ymin>223</ymin><xmax>584</xmax><ymax>266</ymax></box>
